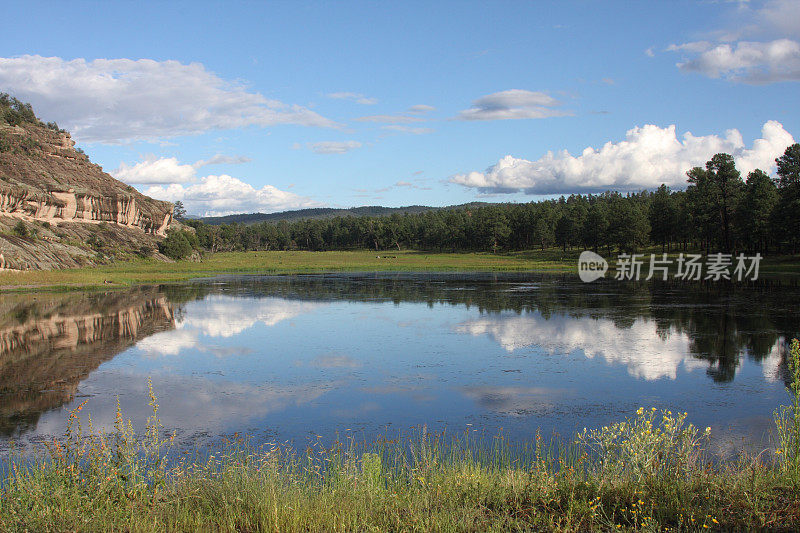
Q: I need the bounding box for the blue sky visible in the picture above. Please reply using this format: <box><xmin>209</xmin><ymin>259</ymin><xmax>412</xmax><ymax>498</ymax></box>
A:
<box><xmin>1</xmin><ymin>0</ymin><xmax>798</xmax><ymax>216</ymax></box>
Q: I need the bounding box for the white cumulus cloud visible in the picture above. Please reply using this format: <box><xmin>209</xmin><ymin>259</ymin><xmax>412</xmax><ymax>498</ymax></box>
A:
<box><xmin>114</xmin><ymin>154</ymin><xmax>316</xmax><ymax>216</ymax></box>
<box><xmin>450</xmin><ymin>121</ymin><xmax>794</xmax><ymax>194</ymax></box>
<box><xmin>0</xmin><ymin>55</ymin><xmax>339</xmax><ymax>143</ymax></box>
<box><xmin>115</xmin><ymin>156</ymin><xmax>197</xmax><ymax>185</ymax></box>
<box><xmin>666</xmin><ymin>1</ymin><xmax>800</xmax><ymax>84</ymax></box>
<box><xmin>456</xmin><ymin>89</ymin><xmax>571</xmax><ymax>121</ymax></box>
<box><xmin>144</xmin><ymin>175</ymin><xmax>320</xmax><ymax>217</ymax></box>
<box><xmin>675</xmin><ymin>39</ymin><xmax>800</xmax><ymax>83</ymax></box>
<box><xmin>742</xmin><ymin>0</ymin><xmax>800</xmax><ymax>40</ymax></box>
<box><xmin>113</xmin><ymin>154</ymin><xmax>251</xmax><ymax>184</ymax></box>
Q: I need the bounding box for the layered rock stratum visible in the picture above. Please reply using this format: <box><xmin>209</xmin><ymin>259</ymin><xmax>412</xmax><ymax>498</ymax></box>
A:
<box><xmin>0</xmin><ymin>96</ymin><xmax>175</xmax><ymax>270</ymax></box>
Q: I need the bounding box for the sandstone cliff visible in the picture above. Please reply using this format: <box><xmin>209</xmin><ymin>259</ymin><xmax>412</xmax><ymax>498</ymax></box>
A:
<box><xmin>0</xmin><ymin>96</ymin><xmax>175</xmax><ymax>270</ymax></box>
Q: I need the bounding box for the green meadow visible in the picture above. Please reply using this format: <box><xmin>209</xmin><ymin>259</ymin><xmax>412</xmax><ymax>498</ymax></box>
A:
<box><xmin>0</xmin><ymin>248</ymin><xmax>798</xmax><ymax>291</ymax></box>
<box><xmin>0</xmin><ymin>249</ymin><xmax>576</xmax><ymax>290</ymax></box>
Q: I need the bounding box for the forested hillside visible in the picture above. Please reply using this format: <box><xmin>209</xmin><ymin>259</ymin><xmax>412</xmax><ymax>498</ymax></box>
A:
<box><xmin>197</xmin><ymin>204</ymin><xmax>484</xmax><ymax>225</ymax></box>
<box><xmin>162</xmin><ymin>146</ymin><xmax>800</xmax><ymax>259</ymax></box>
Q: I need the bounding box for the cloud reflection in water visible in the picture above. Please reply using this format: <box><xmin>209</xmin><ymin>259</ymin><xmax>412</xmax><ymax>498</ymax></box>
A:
<box><xmin>136</xmin><ymin>296</ymin><xmax>323</xmax><ymax>357</ymax></box>
<box><xmin>456</xmin><ymin>313</ymin><xmax>784</xmax><ymax>381</ymax></box>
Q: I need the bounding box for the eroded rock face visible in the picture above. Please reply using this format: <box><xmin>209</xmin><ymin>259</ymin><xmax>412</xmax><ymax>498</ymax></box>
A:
<box><xmin>0</xmin><ymin>188</ymin><xmax>172</xmax><ymax>236</ymax></box>
<box><xmin>0</xmin><ymin>121</ymin><xmax>175</xmax><ymax>269</ymax></box>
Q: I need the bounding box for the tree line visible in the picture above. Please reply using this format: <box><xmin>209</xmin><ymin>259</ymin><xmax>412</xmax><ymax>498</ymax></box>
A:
<box><xmin>161</xmin><ymin>144</ymin><xmax>800</xmax><ymax>259</ymax></box>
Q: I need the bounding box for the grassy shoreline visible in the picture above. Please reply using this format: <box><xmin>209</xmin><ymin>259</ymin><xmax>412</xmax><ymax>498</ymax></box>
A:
<box><xmin>1</xmin><ymin>341</ymin><xmax>799</xmax><ymax>531</ymax></box>
<box><xmin>1</xmin><ymin>248</ymin><xmax>798</xmax><ymax>291</ymax></box>
<box><xmin>1</xmin><ymin>392</ymin><xmax>799</xmax><ymax>530</ymax></box>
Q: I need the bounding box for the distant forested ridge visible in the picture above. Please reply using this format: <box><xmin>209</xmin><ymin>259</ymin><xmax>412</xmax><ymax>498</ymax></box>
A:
<box><xmin>197</xmin><ymin>204</ymin><xmax>490</xmax><ymax>225</ymax></box>
<box><xmin>162</xmin><ymin>146</ymin><xmax>800</xmax><ymax>259</ymax></box>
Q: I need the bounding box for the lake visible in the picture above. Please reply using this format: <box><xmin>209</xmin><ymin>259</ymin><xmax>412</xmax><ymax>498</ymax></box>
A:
<box><xmin>1</xmin><ymin>272</ymin><xmax>798</xmax><ymax>456</ymax></box>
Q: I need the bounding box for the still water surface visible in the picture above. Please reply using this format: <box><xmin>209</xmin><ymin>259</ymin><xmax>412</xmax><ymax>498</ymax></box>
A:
<box><xmin>1</xmin><ymin>273</ymin><xmax>798</xmax><ymax>454</ymax></box>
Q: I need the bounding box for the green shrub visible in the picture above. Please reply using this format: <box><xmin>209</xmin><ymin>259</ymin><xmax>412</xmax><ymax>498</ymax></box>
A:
<box><xmin>137</xmin><ymin>245</ymin><xmax>155</xmax><ymax>258</ymax></box>
<box><xmin>159</xmin><ymin>230</ymin><xmax>193</xmax><ymax>260</ymax></box>
<box><xmin>86</xmin><ymin>233</ymin><xmax>103</xmax><ymax>250</ymax></box>
<box><xmin>12</xmin><ymin>221</ymin><xmax>28</xmax><ymax>238</ymax></box>
<box><xmin>19</xmin><ymin>136</ymin><xmax>40</xmax><ymax>154</ymax></box>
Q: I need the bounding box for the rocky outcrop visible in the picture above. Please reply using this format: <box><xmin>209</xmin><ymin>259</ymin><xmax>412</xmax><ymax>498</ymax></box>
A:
<box><xmin>0</xmin><ymin>187</ymin><xmax>171</xmax><ymax>236</ymax></box>
<box><xmin>0</xmin><ymin>125</ymin><xmax>173</xmax><ymax>234</ymax></box>
<box><xmin>0</xmin><ymin>113</ymin><xmax>175</xmax><ymax>269</ymax></box>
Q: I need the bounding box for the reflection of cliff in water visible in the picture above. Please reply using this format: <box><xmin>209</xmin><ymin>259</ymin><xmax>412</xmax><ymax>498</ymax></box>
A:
<box><xmin>0</xmin><ymin>288</ymin><xmax>176</xmax><ymax>436</ymax></box>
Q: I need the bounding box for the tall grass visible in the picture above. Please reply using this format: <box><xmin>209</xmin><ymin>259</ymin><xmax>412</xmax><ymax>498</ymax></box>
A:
<box><xmin>775</xmin><ymin>338</ymin><xmax>800</xmax><ymax>476</ymax></box>
<box><xmin>2</xmin><ymin>346</ymin><xmax>800</xmax><ymax>531</ymax></box>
